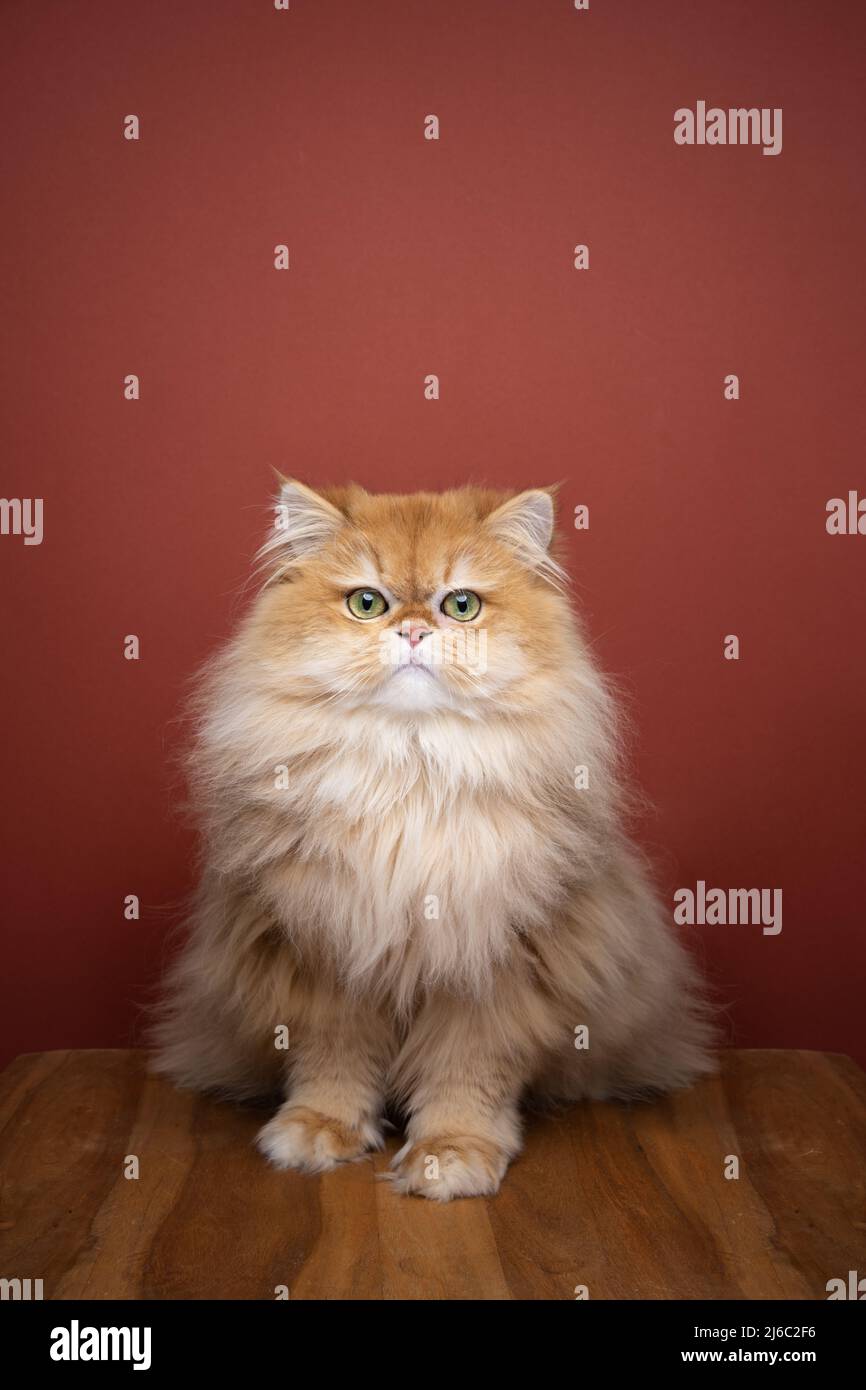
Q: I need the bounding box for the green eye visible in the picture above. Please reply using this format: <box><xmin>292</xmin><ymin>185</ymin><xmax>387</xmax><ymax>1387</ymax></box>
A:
<box><xmin>441</xmin><ymin>590</ymin><xmax>481</xmax><ymax>622</ymax></box>
<box><xmin>346</xmin><ymin>588</ymin><xmax>388</xmax><ymax>620</ymax></box>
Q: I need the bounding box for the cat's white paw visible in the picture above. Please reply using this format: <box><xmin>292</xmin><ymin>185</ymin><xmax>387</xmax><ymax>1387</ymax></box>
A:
<box><xmin>386</xmin><ymin>1135</ymin><xmax>510</xmax><ymax>1201</ymax></box>
<box><xmin>256</xmin><ymin>1105</ymin><xmax>381</xmax><ymax>1173</ymax></box>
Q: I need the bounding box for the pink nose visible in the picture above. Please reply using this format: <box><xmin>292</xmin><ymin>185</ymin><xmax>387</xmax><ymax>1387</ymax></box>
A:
<box><xmin>402</xmin><ymin>622</ymin><xmax>432</xmax><ymax>648</ymax></box>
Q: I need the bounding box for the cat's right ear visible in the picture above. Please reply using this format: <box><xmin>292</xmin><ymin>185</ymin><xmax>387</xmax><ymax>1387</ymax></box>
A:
<box><xmin>258</xmin><ymin>478</ymin><xmax>345</xmax><ymax>581</ymax></box>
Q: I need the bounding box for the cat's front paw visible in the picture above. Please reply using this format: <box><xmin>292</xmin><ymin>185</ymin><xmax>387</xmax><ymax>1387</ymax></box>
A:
<box><xmin>256</xmin><ymin>1105</ymin><xmax>381</xmax><ymax>1173</ymax></box>
<box><xmin>387</xmin><ymin>1134</ymin><xmax>510</xmax><ymax>1201</ymax></box>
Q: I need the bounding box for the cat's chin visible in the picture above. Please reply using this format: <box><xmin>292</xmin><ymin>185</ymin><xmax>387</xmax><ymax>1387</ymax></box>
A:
<box><xmin>372</xmin><ymin>665</ymin><xmax>452</xmax><ymax>712</ymax></box>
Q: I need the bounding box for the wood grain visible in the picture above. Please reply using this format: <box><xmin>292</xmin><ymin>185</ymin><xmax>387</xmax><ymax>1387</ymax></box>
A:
<box><xmin>0</xmin><ymin>1048</ymin><xmax>863</xmax><ymax>1300</ymax></box>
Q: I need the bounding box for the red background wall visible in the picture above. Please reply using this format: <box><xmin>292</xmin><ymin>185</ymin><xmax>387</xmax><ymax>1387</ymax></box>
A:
<box><xmin>2</xmin><ymin>0</ymin><xmax>864</xmax><ymax>1069</ymax></box>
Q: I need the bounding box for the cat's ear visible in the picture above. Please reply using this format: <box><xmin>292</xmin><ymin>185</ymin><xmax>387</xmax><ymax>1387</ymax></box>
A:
<box><xmin>258</xmin><ymin>477</ymin><xmax>345</xmax><ymax>580</ymax></box>
<box><xmin>485</xmin><ymin>488</ymin><xmax>566</xmax><ymax>587</ymax></box>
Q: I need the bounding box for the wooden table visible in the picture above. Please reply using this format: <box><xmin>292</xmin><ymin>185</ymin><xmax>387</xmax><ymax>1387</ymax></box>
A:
<box><xmin>1</xmin><ymin>1048</ymin><xmax>864</xmax><ymax>1300</ymax></box>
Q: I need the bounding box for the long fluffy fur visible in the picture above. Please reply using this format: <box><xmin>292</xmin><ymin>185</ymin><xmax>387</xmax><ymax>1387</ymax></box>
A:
<box><xmin>151</xmin><ymin>482</ymin><xmax>714</xmax><ymax>1200</ymax></box>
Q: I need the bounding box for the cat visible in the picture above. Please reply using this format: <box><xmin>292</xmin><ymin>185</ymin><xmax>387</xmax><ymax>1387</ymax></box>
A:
<box><xmin>151</xmin><ymin>479</ymin><xmax>715</xmax><ymax>1200</ymax></box>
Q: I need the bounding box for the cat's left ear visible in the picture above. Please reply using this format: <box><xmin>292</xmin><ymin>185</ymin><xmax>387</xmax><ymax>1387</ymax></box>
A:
<box><xmin>485</xmin><ymin>488</ymin><xmax>565</xmax><ymax>586</ymax></box>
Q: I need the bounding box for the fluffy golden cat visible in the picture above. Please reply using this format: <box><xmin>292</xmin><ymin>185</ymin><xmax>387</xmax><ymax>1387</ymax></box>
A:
<box><xmin>151</xmin><ymin>480</ymin><xmax>713</xmax><ymax>1200</ymax></box>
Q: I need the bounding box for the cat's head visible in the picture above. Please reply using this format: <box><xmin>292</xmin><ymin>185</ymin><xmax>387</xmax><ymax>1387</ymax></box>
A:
<box><xmin>247</xmin><ymin>480</ymin><xmax>578</xmax><ymax>717</ymax></box>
